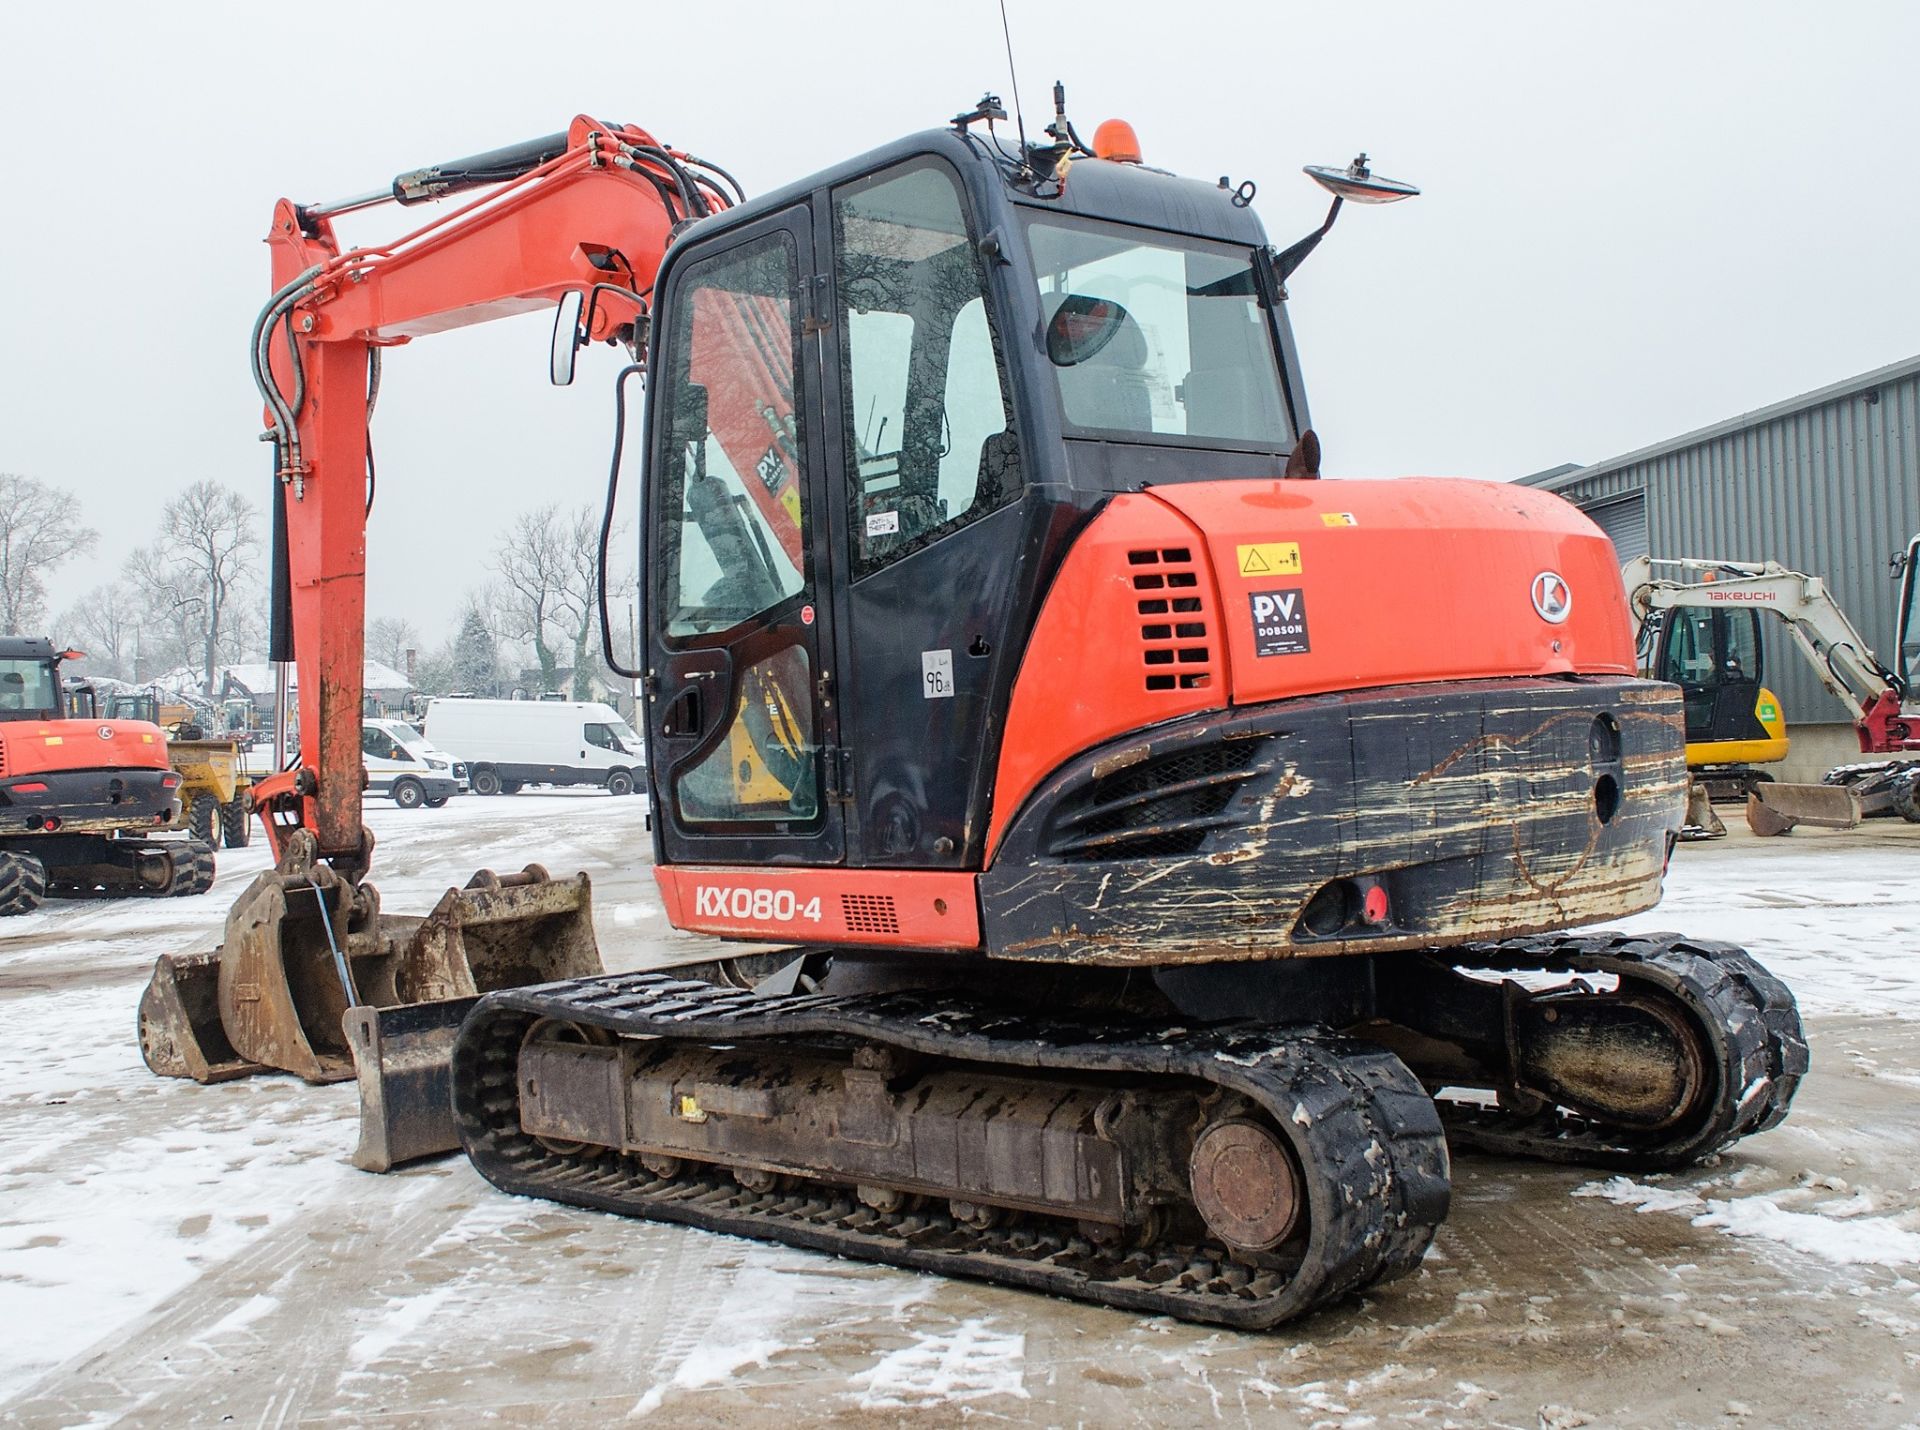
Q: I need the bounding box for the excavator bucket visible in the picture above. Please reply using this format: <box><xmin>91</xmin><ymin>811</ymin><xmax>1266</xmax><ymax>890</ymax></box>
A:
<box><xmin>1746</xmin><ymin>781</ymin><xmax>1862</xmax><ymax>836</ymax></box>
<box><xmin>140</xmin><ymin>856</ymin><xmax>603</xmax><ymax>1165</ymax></box>
<box><xmin>1680</xmin><ymin>779</ymin><xmax>1726</xmax><ymax>840</ymax></box>
<box><xmin>137</xmin><ymin>950</ymin><xmax>265</xmax><ymax>1083</ymax></box>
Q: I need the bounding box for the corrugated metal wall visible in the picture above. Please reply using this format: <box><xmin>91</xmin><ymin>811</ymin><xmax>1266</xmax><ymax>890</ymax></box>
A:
<box><xmin>1539</xmin><ymin>361</ymin><xmax>1920</xmax><ymax>725</ymax></box>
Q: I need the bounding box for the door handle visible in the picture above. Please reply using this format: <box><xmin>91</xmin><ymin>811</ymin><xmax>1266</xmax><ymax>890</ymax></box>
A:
<box><xmin>661</xmin><ymin>687</ymin><xmax>703</xmax><ymax>736</ymax></box>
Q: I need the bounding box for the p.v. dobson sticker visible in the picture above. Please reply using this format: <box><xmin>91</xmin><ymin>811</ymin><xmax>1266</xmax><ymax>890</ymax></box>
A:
<box><xmin>1249</xmin><ymin>588</ymin><xmax>1310</xmax><ymax>656</ymax></box>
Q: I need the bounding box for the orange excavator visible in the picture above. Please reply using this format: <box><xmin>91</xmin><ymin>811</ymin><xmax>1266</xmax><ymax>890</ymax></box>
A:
<box><xmin>0</xmin><ymin>636</ymin><xmax>213</xmax><ymax>915</ymax></box>
<box><xmin>141</xmin><ymin>93</ymin><xmax>1806</xmax><ymax>1329</ymax></box>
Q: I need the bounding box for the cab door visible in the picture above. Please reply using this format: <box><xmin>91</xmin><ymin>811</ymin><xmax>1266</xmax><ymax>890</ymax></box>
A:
<box><xmin>1655</xmin><ymin>608</ymin><xmax>1770</xmax><ymax>747</ymax></box>
<box><xmin>645</xmin><ymin>206</ymin><xmax>844</xmax><ymax>866</ymax></box>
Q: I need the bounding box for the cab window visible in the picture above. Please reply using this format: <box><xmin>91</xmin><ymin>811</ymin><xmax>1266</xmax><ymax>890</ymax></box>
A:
<box><xmin>584</xmin><ymin>722</ymin><xmax>620</xmax><ymax>751</ymax></box>
<box><xmin>1028</xmin><ymin>218</ymin><xmax>1290</xmax><ymax>446</ymax></box>
<box><xmin>361</xmin><ymin>726</ymin><xmax>405</xmax><ymax>761</ymax></box>
<box><xmin>656</xmin><ymin>231</ymin><xmax>810</xmax><ymax>640</ymax></box>
<box><xmin>833</xmin><ymin>159</ymin><xmax>1019</xmax><ymax>577</ymax></box>
<box><xmin>0</xmin><ymin>659</ymin><xmax>57</xmax><ymax>717</ymax></box>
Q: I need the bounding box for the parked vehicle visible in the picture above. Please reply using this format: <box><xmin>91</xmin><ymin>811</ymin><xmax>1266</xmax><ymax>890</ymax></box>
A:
<box><xmin>423</xmin><ymin>698</ymin><xmax>643</xmax><ymax>796</ymax></box>
<box><xmin>360</xmin><ymin>718</ymin><xmax>465</xmax><ymax>809</ymax></box>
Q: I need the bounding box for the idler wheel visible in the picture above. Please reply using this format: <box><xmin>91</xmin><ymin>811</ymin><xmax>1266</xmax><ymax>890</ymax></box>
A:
<box><xmin>1189</xmin><ymin>1117</ymin><xmax>1303</xmax><ymax>1254</ymax></box>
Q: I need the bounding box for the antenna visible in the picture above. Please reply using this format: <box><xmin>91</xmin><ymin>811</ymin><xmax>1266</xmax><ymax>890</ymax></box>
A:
<box><xmin>995</xmin><ymin>0</ymin><xmax>1030</xmax><ymax>155</ymax></box>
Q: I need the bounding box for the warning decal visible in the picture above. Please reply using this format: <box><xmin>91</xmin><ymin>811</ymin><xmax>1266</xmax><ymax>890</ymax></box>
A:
<box><xmin>1249</xmin><ymin>588</ymin><xmax>1310</xmax><ymax>657</ymax></box>
<box><xmin>1320</xmin><ymin>512</ymin><xmax>1358</xmax><ymax>527</ymax></box>
<box><xmin>1235</xmin><ymin>541</ymin><xmax>1302</xmax><ymax>577</ymax></box>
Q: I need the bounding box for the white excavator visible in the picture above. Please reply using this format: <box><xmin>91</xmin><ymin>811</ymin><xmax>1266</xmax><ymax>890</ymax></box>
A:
<box><xmin>1626</xmin><ymin>537</ymin><xmax>1920</xmax><ymax>835</ymax></box>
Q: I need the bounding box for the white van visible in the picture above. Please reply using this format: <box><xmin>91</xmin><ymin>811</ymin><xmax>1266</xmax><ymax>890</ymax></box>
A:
<box><xmin>424</xmin><ymin>698</ymin><xmax>645</xmax><ymax>796</ymax></box>
<box><xmin>361</xmin><ymin>718</ymin><xmax>466</xmax><ymax>809</ymax></box>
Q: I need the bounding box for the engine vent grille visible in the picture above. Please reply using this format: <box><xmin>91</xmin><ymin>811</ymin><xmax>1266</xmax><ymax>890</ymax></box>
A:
<box><xmin>1128</xmin><ymin>547</ymin><xmax>1216</xmax><ymax>693</ymax></box>
<box><xmin>0</xmin><ymin>735</ymin><xmax>7</xmax><ymax>777</ymax></box>
<box><xmin>1046</xmin><ymin>737</ymin><xmax>1275</xmax><ymax>862</ymax></box>
<box><xmin>841</xmin><ymin>893</ymin><xmax>900</xmax><ymax>935</ymax></box>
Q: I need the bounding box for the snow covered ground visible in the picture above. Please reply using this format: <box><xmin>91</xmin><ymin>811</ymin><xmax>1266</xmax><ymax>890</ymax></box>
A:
<box><xmin>2</xmin><ymin>800</ymin><xmax>1918</xmax><ymax>1425</ymax></box>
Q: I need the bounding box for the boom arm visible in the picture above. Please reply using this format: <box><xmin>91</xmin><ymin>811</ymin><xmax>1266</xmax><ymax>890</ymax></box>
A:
<box><xmin>251</xmin><ymin>116</ymin><xmax>733</xmax><ymax>868</ymax></box>
<box><xmin>1625</xmin><ymin>555</ymin><xmax>1917</xmax><ymax>753</ymax></box>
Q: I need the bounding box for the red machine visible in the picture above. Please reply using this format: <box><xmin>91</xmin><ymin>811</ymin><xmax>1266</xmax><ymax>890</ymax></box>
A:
<box><xmin>0</xmin><ymin>637</ymin><xmax>211</xmax><ymax>915</ymax></box>
<box><xmin>143</xmin><ymin>97</ymin><xmax>1806</xmax><ymax>1329</ymax></box>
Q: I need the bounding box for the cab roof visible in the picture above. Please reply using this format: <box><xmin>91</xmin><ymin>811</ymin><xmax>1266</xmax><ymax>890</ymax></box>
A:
<box><xmin>0</xmin><ymin>636</ymin><xmax>55</xmax><ymax>664</ymax></box>
<box><xmin>680</xmin><ymin>125</ymin><xmax>1274</xmax><ymax>253</ymax></box>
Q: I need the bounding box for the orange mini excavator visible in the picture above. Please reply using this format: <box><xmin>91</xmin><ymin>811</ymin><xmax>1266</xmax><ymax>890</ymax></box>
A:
<box><xmin>0</xmin><ymin>636</ymin><xmax>212</xmax><ymax>915</ymax></box>
<box><xmin>142</xmin><ymin>93</ymin><xmax>1805</xmax><ymax>1329</ymax></box>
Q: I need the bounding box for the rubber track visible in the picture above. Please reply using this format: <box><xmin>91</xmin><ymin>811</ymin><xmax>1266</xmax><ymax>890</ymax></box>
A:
<box><xmin>453</xmin><ymin>972</ymin><xmax>1451</xmax><ymax>1330</ymax></box>
<box><xmin>1439</xmin><ymin>931</ymin><xmax>1808</xmax><ymax>1171</ymax></box>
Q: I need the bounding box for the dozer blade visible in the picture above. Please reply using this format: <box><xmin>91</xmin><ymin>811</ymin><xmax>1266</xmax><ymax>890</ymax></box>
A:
<box><xmin>345</xmin><ymin>997</ymin><xmax>478</xmax><ymax>1171</ymax></box>
<box><xmin>1746</xmin><ymin>781</ymin><xmax>1861</xmax><ymax>836</ymax></box>
<box><xmin>345</xmin><ymin>865</ymin><xmax>604</xmax><ymax>1171</ymax></box>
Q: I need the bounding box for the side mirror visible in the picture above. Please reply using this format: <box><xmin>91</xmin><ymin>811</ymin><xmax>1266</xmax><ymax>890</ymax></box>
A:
<box><xmin>1271</xmin><ymin>154</ymin><xmax>1420</xmax><ymax>288</ymax></box>
<box><xmin>550</xmin><ymin>291</ymin><xmax>586</xmax><ymax>386</ymax></box>
<box><xmin>1303</xmin><ymin>153</ymin><xmax>1420</xmax><ymax>205</ymax></box>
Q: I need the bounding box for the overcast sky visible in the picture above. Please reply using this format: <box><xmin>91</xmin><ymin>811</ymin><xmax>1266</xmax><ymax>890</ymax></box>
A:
<box><xmin>5</xmin><ymin>1</ymin><xmax>1917</xmax><ymax>642</ymax></box>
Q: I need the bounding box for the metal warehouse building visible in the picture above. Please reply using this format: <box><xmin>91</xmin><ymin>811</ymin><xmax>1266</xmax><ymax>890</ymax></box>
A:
<box><xmin>1519</xmin><ymin>353</ymin><xmax>1920</xmax><ymax>782</ymax></box>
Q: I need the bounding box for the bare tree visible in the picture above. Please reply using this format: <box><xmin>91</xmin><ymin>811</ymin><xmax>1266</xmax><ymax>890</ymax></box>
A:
<box><xmin>0</xmin><ymin>472</ymin><xmax>98</xmax><ymax>633</ymax></box>
<box><xmin>136</xmin><ymin>481</ymin><xmax>261</xmax><ymax>693</ymax></box>
<box><xmin>59</xmin><ymin>582</ymin><xmax>139</xmax><ymax>679</ymax></box>
<box><xmin>555</xmin><ymin>503</ymin><xmax>629</xmax><ymax>700</ymax></box>
<box><xmin>367</xmin><ymin>616</ymin><xmax>422</xmax><ymax>680</ymax></box>
<box><xmin>491</xmin><ymin>505</ymin><xmax>569</xmax><ymax>693</ymax></box>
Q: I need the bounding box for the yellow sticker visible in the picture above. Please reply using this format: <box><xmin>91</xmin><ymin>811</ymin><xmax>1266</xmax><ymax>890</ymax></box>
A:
<box><xmin>44</xmin><ymin>736</ymin><xmax>63</xmax><ymax>746</ymax></box>
<box><xmin>1320</xmin><ymin>512</ymin><xmax>1359</xmax><ymax>527</ymax></box>
<box><xmin>779</xmin><ymin>486</ymin><xmax>803</xmax><ymax>528</ymax></box>
<box><xmin>1235</xmin><ymin>542</ymin><xmax>1302</xmax><ymax>578</ymax></box>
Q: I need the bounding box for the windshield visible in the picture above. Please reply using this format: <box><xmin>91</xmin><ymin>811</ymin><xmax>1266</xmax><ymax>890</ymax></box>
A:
<box><xmin>0</xmin><ymin>657</ymin><xmax>58</xmax><ymax>719</ymax></box>
<box><xmin>587</xmin><ymin>718</ymin><xmax>645</xmax><ymax>756</ymax></box>
<box><xmin>1027</xmin><ymin>218</ymin><xmax>1291</xmax><ymax>447</ymax></box>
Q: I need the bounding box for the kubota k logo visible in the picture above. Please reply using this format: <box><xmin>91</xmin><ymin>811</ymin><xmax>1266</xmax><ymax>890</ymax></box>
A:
<box><xmin>1531</xmin><ymin>571</ymin><xmax>1572</xmax><ymax>624</ymax></box>
<box><xmin>96</xmin><ymin>725</ymin><xmax>114</xmax><ymax>740</ymax></box>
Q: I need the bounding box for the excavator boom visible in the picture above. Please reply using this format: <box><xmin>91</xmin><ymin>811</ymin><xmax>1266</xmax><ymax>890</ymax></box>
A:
<box><xmin>141</xmin><ymin>117</ymin><xmax>747</xmax><ymax>1156</ymax></box>
<box><xmin>251</xmin><ymin>115</ymin><xmax>722</xmax><ymax>864</ymax></box>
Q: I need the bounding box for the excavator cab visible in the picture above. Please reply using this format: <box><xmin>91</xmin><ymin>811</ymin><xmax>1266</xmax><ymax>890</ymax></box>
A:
<box><xmin>1647</xmin><ymin>605</ymin><xmax>1789</xmax><ymax>771</ymax></box>
<box><xmin>639</xmin><ymin>132</ymin><xmax>1312</xmax><ymax>885</ymax></box>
